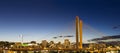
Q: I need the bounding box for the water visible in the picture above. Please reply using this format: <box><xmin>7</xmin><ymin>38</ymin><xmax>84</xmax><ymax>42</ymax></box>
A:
<box><xmin>1</xmin><ymin>50</ymin><xmax>120</xmax><ymax>53</ymax></box>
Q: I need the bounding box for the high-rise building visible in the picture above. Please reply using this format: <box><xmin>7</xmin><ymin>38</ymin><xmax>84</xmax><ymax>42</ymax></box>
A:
<box><xmin>64</xmin><ymin>39</ymin><xmax>70</xmax><ymax>48</ymax></box>
<box><xmin>41</xmin><ymin>40</ymin><xmax>48</xmax><ymax>48</ymax></box>
<box><xmin>49</xmin><ymin>41</ymin><xmax>56</xmax><ymax>48</ymax></box>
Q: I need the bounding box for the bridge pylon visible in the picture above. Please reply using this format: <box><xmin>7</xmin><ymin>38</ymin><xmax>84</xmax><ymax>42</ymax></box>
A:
<box><xmin>76</xmin><ymin>16</ymin><xmax>83</xmax><ymax>50</ymax></box>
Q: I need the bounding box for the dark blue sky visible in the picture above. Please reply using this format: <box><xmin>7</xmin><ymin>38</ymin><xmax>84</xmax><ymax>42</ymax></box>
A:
<box><xmin>0</xmin><ymin>0</ymin><xmax>120</xmax><ymax>42</ymax></box>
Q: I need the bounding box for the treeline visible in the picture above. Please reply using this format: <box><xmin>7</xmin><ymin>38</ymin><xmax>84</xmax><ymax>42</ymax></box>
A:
<box><xmin>0</xmin><ymin>41</ymin><xmax>15</xmax><ymax>48</ymax></box>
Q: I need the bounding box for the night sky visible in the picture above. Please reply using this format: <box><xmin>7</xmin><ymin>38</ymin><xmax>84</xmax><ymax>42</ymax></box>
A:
<box><xmin>0</xmin><ymin>0</ymin><xmax>120</xmax><ymax>43</ymax></box>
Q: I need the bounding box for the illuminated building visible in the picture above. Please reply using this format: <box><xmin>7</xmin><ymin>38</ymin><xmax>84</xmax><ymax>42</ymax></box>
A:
<box><xmin>41</xmin><ymin>40</ymin><xmax>48</xmax><ymax>48</ymax></box>
<box><xmin>49</xmin><ymin>41</ymin><xmax>56</xmax><ymax>48</ymax></box>
<box><xmin>64</xmin><ymin>39</ymin><xmax>70</xmax><ymax>48</ymax></box>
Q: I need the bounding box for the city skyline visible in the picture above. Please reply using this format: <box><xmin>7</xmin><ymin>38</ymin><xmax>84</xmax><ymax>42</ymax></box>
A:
<box><xmin>0</xmin><ymin>0</ymin><xmax>120</xmax><ymax>43</ymax></box>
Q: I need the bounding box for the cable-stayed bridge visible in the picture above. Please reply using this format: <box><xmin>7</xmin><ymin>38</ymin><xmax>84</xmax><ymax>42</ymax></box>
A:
<box><xmin>0</xmin><ymin>16</ymin><xmax>119</xmax><ymax>53</ymax></box>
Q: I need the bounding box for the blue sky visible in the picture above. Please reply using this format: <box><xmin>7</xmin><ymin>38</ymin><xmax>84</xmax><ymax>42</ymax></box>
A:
<box><xmin>0</xmin><ymin>0</ymin><xmax>120</xmax><ymax>43</ymax></box>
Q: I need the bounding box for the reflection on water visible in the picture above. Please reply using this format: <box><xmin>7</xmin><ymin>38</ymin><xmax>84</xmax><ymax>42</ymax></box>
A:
<box><xmin>0</xmin><ymin>50</ymin><xmax>120</xmax><ymax>53</ymax></box>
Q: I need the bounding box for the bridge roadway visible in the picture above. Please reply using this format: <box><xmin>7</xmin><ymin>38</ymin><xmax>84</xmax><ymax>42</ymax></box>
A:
<box><xmin>1</xmin><ymin>48</ymin><xmax>81</xmax><ymax>51</ymax></box>
<box><xmin>0</xmin><ymin>48</ymin><xmax>120</xmax><ymax>53</ymax></box>
<box><xmin>0</xmin><ymin>48</ymin><xmax>119</xmax><ymax>51</ymax></box>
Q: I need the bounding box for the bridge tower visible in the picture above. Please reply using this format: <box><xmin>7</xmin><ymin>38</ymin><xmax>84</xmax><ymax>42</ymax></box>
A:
<box><xmin>76</xmin><ymin>16</ymin><xmax>83</xmax><ymax>49</ymax></box>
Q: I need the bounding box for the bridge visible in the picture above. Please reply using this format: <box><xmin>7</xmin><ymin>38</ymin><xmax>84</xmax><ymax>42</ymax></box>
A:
<box><xmin>0</xmin><ymin>16</ymin><xmax>119</xmax><ymax>53</ymax></box>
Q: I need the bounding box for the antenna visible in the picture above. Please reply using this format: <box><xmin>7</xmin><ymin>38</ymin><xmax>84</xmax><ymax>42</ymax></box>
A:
<box><xmin>20</xmin><ymin>34</ymin><xmax>23</xmax><ymax>44</ymax></box>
